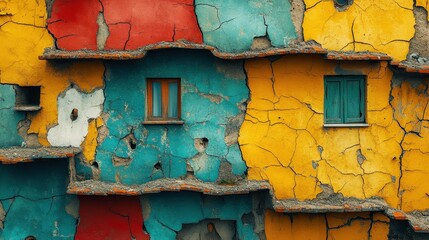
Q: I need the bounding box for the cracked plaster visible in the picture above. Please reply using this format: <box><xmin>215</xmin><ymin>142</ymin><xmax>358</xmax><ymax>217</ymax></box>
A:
<box><xmin>89</xmin><ymin>50</ymin><xmax>248</xmax><ymax>184</ymax></box>
<box><xmin>302</xmin><ymin>0</ymin><xmax>415</xmax><ymax>61</ymax></box>
<box><xmin>240</xmin><ymin>55</ymin><xmax>406</xmax><ymax>208</ymax></box>
<box><xmin>0</xmin><ymin>160</ymin><xmax>78</xmax><ymax>239</ymax></box>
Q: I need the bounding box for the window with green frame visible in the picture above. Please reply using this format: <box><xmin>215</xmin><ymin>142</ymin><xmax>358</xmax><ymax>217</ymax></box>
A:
<box><xmin>324</xmin><ymin>75</ymin><xmax>366</xmax><ymax>124</ymax></box>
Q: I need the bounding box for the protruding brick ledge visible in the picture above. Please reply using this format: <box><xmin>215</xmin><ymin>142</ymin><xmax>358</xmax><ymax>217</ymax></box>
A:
<box><xmin>0</xmin><ymin>147</ymin><xmax>81</xmax><ymax>164</ymax></box>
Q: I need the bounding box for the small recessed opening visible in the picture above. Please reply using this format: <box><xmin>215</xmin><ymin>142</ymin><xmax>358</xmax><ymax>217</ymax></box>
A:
<box><xmin>14</xmin><ymin>86</ymin><xmax>41</xmax><ymax>111</ymax></box>
<box><xmin>70</xmin><ymin>108</ymin><xmax>78</xmax><ymax>121</ymax></box>
<box><xmin>154</xmin><ymin>162</ymin><xmax>162</xmax><ymax>170</ymax></box>
<box><xmin>25</xmin><ymin>236</ymin><xmax>36</xmax><ymax>240</ymax></box>
<box><xmin>129</xmin><ymin>139</ymin><xmax>137</xmax><ymax>150</ymax></box>
<box><xmin>91</xmin><ymin>161</ymin><xmax>99</xmax><ymax>169</ymax></box>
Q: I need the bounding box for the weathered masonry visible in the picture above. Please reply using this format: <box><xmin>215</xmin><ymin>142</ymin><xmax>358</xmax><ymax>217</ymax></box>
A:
<box><xmin>1</xmin><ymin>0</ymin><xmax>429</xmax><ymax>239</ymax></box>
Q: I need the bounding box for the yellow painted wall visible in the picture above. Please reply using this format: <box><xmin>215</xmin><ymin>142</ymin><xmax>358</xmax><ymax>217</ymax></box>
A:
<box><xmin>0</xmin><ymin>0</ymin><xmax>104</xmax><ymax>160</ymax></box>
<box><xmin>241</xmin><ymin>55</ymin><xmax>429</xmax><ymax>212</ymax></box>
<box><xmin>303</xmin><ymin>0</ymin><xmax>415</xmax><ymax>61</ymax></box>
<box><xmin>265</xmin><ymin>210</ymin><xmax>389</xmax><ymax>240</ymax></box>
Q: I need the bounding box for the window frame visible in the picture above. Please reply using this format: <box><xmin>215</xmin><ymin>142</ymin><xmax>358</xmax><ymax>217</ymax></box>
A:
<box><xmin>145</xmin><ymin>78</ymin><xmax>182</xmax><ymax>124</ymax></box>
<box><xmin>324</xmin><ymin>75</ymin><xmax>367</xmax><ymax>127</ymax></box>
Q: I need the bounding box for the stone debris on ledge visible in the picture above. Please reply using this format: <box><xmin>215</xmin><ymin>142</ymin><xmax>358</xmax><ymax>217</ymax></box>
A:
<box><xmin>386</xmin><ymin>209</ymin><xmax>429</xmax><ymax>233</ymax></box>
<box><xmin>67</xmin><ymin>178</ymin><xmax>272</xmax><ymax>196</ymax></box>
<box><xmin>273</xmin><ymin>197</ymin><xmax>388</xmax><ymax>213</ymax></box>
<box><xmin>391</xmin><ymin>60</ymin><xmax>429</xmax><ymax>74</ymax></box>
<box><xmin>0</xmin><ymin>147</ymin><xmax>81</xmax><ymax>164</ymax></box>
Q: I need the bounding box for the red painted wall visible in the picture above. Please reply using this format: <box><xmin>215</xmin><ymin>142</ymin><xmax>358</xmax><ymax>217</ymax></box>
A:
<box><xmin>47</xmin><ymin>0</ymin><xmax>203</xmax><ymax>51</ymax></box>
<box><xmin>75</xmin><ymin>196</ymin><xmax>149</xmax><ymax>240</ymax></box>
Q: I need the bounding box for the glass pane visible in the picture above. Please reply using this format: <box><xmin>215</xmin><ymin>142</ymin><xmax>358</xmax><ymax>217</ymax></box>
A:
<box><xmin>168</xmin><ymin>82</ymin><xmax>178</xmax><ymax>118</ymax></box>
<box><xmin>152</xmin><ymin>81</ymin><xmax>162</xmax><ymax>117</ymax></box>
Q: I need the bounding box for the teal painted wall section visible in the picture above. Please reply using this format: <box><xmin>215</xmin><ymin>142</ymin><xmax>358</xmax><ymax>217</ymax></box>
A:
<box><xmin>0</xmin><ymin>160</ymin><xmax>78</xmax><ymax>239</ymax></box>
<box><xmin>141</xmin><ymin>192</ymin><xmax>259</xmax><ymax>239</ymax></box>
<box><xmin>93</xmin><ymin>49</ymin><xmax>248</xmax><ymax>184</ymax></box>
<box><xmin>0</xmin><ymin>84</ymin><xmax>25</xmax><ymax>147</ymax></box>
<box><xmin>195</xmin><ymin>0</ymin><xmax>297</xmax><ymax>52</ymax></box>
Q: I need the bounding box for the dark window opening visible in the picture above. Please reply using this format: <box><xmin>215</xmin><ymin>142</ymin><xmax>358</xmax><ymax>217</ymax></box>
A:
<box><xmin>14</xmin><ymin>86</ymin><xmax>41</xmax><ymax>111</ymax></box>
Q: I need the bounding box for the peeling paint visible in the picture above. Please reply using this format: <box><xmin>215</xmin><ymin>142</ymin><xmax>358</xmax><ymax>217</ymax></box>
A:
<box><xmin>48</xmin><ymin>88</ymin><xmax>104</xmax><ymax>147</ymax></box>
<box><xmin>89</xmin><ymin>50</ymin><xmax>248</xmax><ymax>184</ymax></box>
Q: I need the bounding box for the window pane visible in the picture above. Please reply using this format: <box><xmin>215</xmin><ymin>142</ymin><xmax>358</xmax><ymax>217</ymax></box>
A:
<box><xmin>325</xmin><ymin>79</ymin><xmax>342</xmax><ymax>123</ymax></box>
<box><xmin>168</xmin><ymin>82</ymin><xmax>178</xmax><ymax>118</ymax></box>
<box><xmin>152</xmin><ymin>81</ymin><xmax>162</xmax><ymax>117</ymax></box>
<box><xmin>344</xmin><ymin>77</ymin><xmax>364</xmax><ymax>123</ymax></box>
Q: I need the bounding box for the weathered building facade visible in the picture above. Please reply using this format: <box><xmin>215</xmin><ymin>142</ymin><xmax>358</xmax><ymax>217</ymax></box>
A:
<box><xmin>1</xmin><ymin>0</ymin><xmax>429</xmax><ymax>239</ymax></box>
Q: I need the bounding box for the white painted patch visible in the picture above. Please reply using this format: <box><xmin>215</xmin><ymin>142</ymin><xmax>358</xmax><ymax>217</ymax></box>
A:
<box><xmin>48</xmin><ymin>88</ymin><xmax>104</xmax><ymax>147</ymax></box>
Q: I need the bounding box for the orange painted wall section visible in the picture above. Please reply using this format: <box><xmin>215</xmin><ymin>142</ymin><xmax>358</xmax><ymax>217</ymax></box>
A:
<box><xmin>47</xmin><ymin>0</ymin><xmax>203</xmax><ymax>50</ymax></box>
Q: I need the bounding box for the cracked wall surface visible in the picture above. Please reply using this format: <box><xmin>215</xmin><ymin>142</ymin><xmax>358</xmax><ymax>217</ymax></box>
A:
<box><xmin>302</xmin><ymin>0</ymin><xmax>415</xmax><ymax>61</ymax></box>
<box><xmin>240</xmin><ymin>55</ymin><xmax>404</xmax><ymax>207</ymax></box>
<box><xmin>46</xmin><ymin>0</ymin><xmax>298</xmax><ymax>52</ymax></box>
<box><xmin>241</xmin><ymin>55</ymin><xmax>429</xmax><ymax>213</ymax></box>
<box><xmin>194</xmin><ymin>0</ymin><xmax>297</xmax><ymax>52</ymax></box>
<box><xmin>84</xmin><ymin>50</ymin><xmax>248</xmax><ymax>184</ymax></box>
<box><xmin>265</xmin><ymin>211</ymin><xmax>390</xmax><ymax>240</ymax></box>
<box><xmin>47</xmin><ymin>0</ymin><xmax>203</xmax><ymax>51</ymax></box>
<box><xmin>0</xmin><ymin>160</ymin><xmax>78</xmax><ymax>239</ymax></box>
<box><xmin>0</xmin><ymin>0</ymin><xmax>105</xmax><ymax>146</ymax></box>
<box><xmin>75</xmin><ymin>196</ymin><xmax>149</xmax><ymax>240</ymax></box>
<box><xmin>141</xmin><ymin>192</ymin><xmax>265</xmax><ymax>239</ymax></box>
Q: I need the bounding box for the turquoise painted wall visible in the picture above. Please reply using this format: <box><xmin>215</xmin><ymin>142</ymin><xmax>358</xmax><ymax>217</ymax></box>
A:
<box><xmin>141</xmin><ymin>192</ymin><xmax>259</xmax><ymax>239</ymax></box>
<box><xmin>195</xmin><ymin>0</ymin><xmax>297</xmax><ymax>52</ymax></box>
<box><xmin>0</xmin><ymin>84</ymin><xmax>24</xmax><ymax>147</ymax></box>
<box><xmin>93</xmin><ymin>49</ymin><xmax>248</xmax><ymax>184</ymax></box>
<box><xmin>0</xmin><ymin>160</ymin><xmax>78</xmax><ymax>239</ymax></box>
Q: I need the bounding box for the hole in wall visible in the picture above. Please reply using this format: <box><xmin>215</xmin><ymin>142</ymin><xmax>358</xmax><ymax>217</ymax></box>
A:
<box><xmin>154</xmin><ymin>162</ymin><xmax>162</xmax><ymax>170</ymax></box>
<box><xmin>25</xmin><ymin>236</ymin><xmax>37</xmax><ymax>240</ymax></box>
<box><xmin>333</xmin><ymin>0</ymin><xmax>353</xmax><ymax>10</ymax></box>
<box><xmin>129</xmin><ymin>138</ymin><xmax>137</xmax><ymax>150</ymax></box>
<box><xmin>70</xmin><ymin>108</ymin><xmax>78</xmax><ymax>121</ymax></box>
<box><xmin>14</xmin><ymin>86</ymin><xmax>41</xmax><ymax>111</ymax></box>
<box><xmin>194</xmin><ymin>138</ymin><xmax>209</xmax><ymax>153</ymax></box>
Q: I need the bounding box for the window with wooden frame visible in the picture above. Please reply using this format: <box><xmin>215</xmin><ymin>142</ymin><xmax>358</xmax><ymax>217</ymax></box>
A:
<box><xmin>324</xmin><ymin>75</ymin><xmax>367</xmax><ymax>127</ymax></box>
<box><xmin>145</xmin><ymin>78</ymin><xmax>182</xmax><ymax>124</ymax></box>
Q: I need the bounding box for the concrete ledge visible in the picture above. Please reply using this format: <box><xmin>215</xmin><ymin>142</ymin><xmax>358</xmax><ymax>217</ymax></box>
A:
<box><xmin>0</xmin><ymin>147</ymin><xmax>81</xmax><ymax>164</ymax></box>
<box><xmin>39</xmin><ymin>41</ymin><xmax>390</xmax><ymax>62</ymax></box>
<box><xmin>273</xmin><ymin>198</ymin><xmax>388</xmax><ymax>213</ymax></box>
<box><xmin>391</xmin><ymin>60</ymin><xmax>429</xmax><ymax>74</ymax></box>
<box><xmin>39</xmin><ymin>41</ymin><xmax>327</xmax><ymax>60</ymax></box>
<box><xmin>68</xmin><ymin>179</ymin><xmax>272</xmax><ymax>196</ymax></box>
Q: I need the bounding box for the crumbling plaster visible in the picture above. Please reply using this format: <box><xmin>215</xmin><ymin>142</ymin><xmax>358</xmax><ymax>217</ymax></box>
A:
<box><xmin>0</xmin><ymin>0</ymin><xmax>105</xmax><ymax>147</ymax></box>
<box><xmin>302</xmin><ymin>0</ymin><xmax>416</xmax><ymax>61</ymax></box>
<box><xmin>239</xmin><ymin>54</ymin><xmax>429</xmax><ymax>212</ymax></box>
<box><xmin>88</xmin><ymin>50</ymin><xmax>248</xmax><ymax>184</ymax></box>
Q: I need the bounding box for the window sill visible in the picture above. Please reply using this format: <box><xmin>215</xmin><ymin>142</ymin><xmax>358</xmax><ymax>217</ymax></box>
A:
<box><xmin>142</xmin><ymin>120</ymin><xmax>184</xmax><ymax>125</ymax></box>
<box><xmin>324</xmin><ymin>123</ymin><xmax>369</xmax><ymax>128</ymax></box>
<box><xmin>14</xmin><ymin>105</ymin><xmax>41</xmax><ymax>111</ymax></box>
